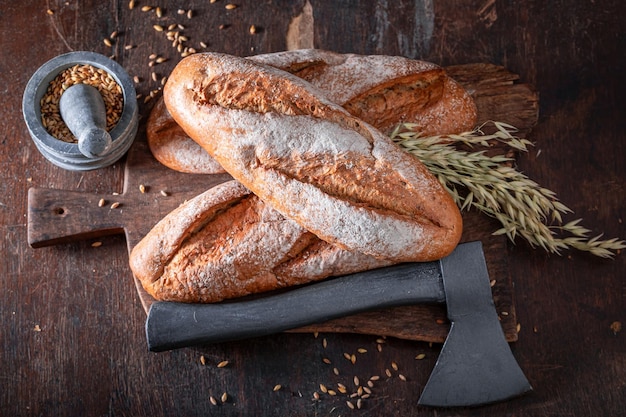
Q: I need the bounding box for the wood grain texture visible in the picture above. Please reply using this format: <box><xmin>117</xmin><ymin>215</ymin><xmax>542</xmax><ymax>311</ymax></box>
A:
<box><xmin>2</xmin><ymin>1</ymin><xmax>624</xmax><ymax>416</ymax></box>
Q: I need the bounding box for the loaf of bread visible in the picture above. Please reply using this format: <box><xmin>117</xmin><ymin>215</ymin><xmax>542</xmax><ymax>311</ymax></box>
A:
<box><xmin>130</xmin><ymin>180</ymin><xmax>395</xmax><ymax>303</ymax></box>
<box><xmin>148</xmin><ymin>49</ymin><xmax>476</xmax><ymax>174</ymax></box>
<box><xmin>147</xmin><ymin>98</ymin><xmax>225</xmax><ymax>174</ymax></box>
<box><xmin>164</xmin><ymin>52</ymin><xmax>463</xmax><ymax>263</ymax></box>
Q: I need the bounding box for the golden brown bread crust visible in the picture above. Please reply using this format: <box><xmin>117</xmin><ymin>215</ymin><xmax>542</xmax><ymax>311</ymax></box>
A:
<box><xmin>147</xmin><ymin>98</ymin><xmax>225</xmax><ymax>174</ymax></box>
<box><xmin>164</xmin><ymin>52</ymin><xmax>463</xmax><ymax>263</ymax></box>
<box><xmin>148</xmin><ymin>49</ymin><xmax>476</xmax><ymax>174</ymax></box>
<box><xmin>130</xmin><ymin>181</ymin><xmax>394</xmax><ymax>303</ymax></box>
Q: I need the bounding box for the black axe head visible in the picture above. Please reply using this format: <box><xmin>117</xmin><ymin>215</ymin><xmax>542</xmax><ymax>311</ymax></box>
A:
<box><xmin>418</xmin><ymin>241</ymin><xmax>532</xmax><ymax>407</ymax></box>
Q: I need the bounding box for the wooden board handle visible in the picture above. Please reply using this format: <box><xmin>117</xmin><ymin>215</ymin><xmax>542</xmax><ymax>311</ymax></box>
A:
<box><xmin>27</xmin><ymin>187</ymin><xmax>127</xmax><ymax>248</ymax></box>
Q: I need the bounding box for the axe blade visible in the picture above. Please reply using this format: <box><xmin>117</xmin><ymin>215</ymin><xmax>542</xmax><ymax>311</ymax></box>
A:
<box><xmin>418</xmin><ymin>241</ymin><xmax>532</xmax><ymax>407</ymax></box>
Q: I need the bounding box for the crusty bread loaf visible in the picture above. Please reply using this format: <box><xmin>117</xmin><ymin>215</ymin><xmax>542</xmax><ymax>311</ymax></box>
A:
<box><xmin>147</xmin><ymin>97</ymin><xmax>225</xmax><ymax>174</ymax></box>
<box><xmin>164</xmin><ymin>52</ymin><xmax>463</xmax><ymax>262</ymax></box>
<box><xmin>252</xmin><ymin>49</ymin><xmax>476</xmax><ymax>135</ymax></box>
<box><xmin>148</xmin><ymin>49</ymin><xmax>476</xmax><ymax>174</ymax></box>
<box><xmin>130</xmin><ymin>181</ymin><xmax>394</xmax><ymax>303</ymax></box>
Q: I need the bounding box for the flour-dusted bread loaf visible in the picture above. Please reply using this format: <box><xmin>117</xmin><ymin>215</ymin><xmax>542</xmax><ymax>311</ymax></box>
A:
<box><xmin>164</xmin><ymin>52</ymin><xmax>463</xmax><ymax>262</ymax></box>
<box><xmin>252</xmin><ymin>49</ymin><xmax>476</xmax><ymax>136</ymax></box>
<box><xmin>129</xmin><ymin>181</ymin><xmax>394</xmax><ymax>303</ymax></box>
<box><xmin>147</xmin><ymin>98</ymin><xmax>225</xmax><ymax>174</ymax></box>
<box><xmin>148</xmin><ymin>49</ymin><xmax>476</xmax><ymax>174</ymax></box>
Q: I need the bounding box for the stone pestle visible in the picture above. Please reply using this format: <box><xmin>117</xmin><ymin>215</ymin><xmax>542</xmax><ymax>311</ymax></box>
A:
<box><xmin>59</xmin><ymin>83</ymin><xmax>113</xmax><ymax>158</ymax></box>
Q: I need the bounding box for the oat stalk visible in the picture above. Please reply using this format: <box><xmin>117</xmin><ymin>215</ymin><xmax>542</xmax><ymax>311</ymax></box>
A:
<box><xmin>390</xmin><ymin>121</ymin><xmax>625</xmax><ymax>258</ymax></box>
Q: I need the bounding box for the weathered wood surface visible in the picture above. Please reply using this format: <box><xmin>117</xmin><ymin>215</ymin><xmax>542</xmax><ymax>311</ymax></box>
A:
<box><xmin>2</xmin><ymin>1</ymin><xmax>624</xmax><ymax>416</ymax></box>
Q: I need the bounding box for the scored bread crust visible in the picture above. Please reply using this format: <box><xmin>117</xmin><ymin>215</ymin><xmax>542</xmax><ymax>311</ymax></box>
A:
<box><xmin>130</xmin><ymin>180</ymin><xmax>396</xmax><ymax>303</ymax></box>
<box><xmin>147</xmin><ymin>49</ymin><xmax>476</xmax><ymax>174</ymax></box>
<box><xmin>164</xmin><ymin>52</ymin><xmax>463</xmax><ymax>263</ymax></box>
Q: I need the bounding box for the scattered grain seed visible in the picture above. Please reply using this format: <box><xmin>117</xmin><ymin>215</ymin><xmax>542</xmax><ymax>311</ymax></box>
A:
<box><xmin>357</xmin><ymin>348</ymin><xmax>367</xmax><ymax>354</ymax></box>
<box><xmin>415</xmin><ymin>353</ymin><xmax>426</xmax><ymax>360</ymax></box>
<box><xmin>346</xmin><ymin>400</ymin><xmax>355</xmax><ymax>410</ymax></box>
<box><xmin>322</xmin><ymin>358</ymin><xmax>331</xmax><ymax>365</ymax></box>
<box><xmin>517</xmin><ymin>323</ymin><xmax>522</xmax><ymax>333</ymax></box>
<box><xmin>200</xmin><ymin>355</ymin><xmax>206</xmax><ymax>365</ymax></box>
<box><xmin>367</xmin><ymin>380</ymin><xmax>374</xmax><ymax>388</ymax></box>
<box><xmin>333</xmin><ymin>367</ymin><xmax>339</xmax><ymax>376</ymax></box>
<box><xmin>46</xmin><ymin>9</ymin><xmax>54</xmax><ymax>15</ymax></box>
<box><xmin>273</xmin><ymin>384</ymin><xmax>282</xmax><ymax>391</ymax></box>
<box><xmin>177</xmin><ymin>24</ymin><xmax>185</xmax><ymax>30</ymax></box>
<box><xmin>501</xmin><ymin>311</ymin><xmax>509</xmax><ymax>316</ymax></box>
<box><xmin>133</xmin><ymin>75</ymin><xmax>140</xmax><ymax>83</ymax></box>
<box><xmin>128</xmin><ymin>0</ymin><xmax>135</xmax><ymax>10</ymax></box>
<box><xmin>98</xmin><ymin>198</ymin><xmax>106</xmax><ymax>207</ymax></box>
<box><xmin>225</xmin><ymin>4</ymin><xmax>238</xmax><ymax>10</ymax></box>
<box><xmin>155</xmin><ymin>7</ymin><xmax>162</xmax><ymax>17</ymax></box>
<box><xmin>149</xmin><ymin>53</ymin><xmax>158</xmax><ymax>60</ymax></box>
<box><xmin>139</xmin><ymin>184</ymin><xmax>146</xmax><ymax>193</ymax></box>
<box><xmin>391</xmin><ymin>362</ymin><xmax>398</xmax><ymax>371</ymax></box>
<box><xmin>156</xmin><ymin>57</ymin><xmax>167</xmax><ymax>64</ymax></box>
<box><xmin>221</xmin><ymin>392</ymin><xmax>228</xmax><ymax>403</ymax></box>
<box><xmin>313</xmin><ymin>392</ymin><xmax>320</xmax><ymax>400</ymax></box>
<box><xmin>353</xmin><ymin>376</ymin><xmax>360</xmax><ymax>386</ymax></box>
<box><xmin>351</xmin><ymin>354</ymin><xmax>357</xmax><ymax>364</ymax></box>
<box><xmin>249</xmin><ymin>25</ymin><xmax>257</xmax><ymax>34</ymax></box>
<box><xmin>356</xmin><ymin>386</ymin><xmax>363</xmax><ymax>396</ymax></box>
<box><xmin>153</xmin><ymin>25</ymin><xmax>164</xmax><ymax>32</ymax></box>
<box><xmin>219</xmin><ymin>24</ymin><xmax>227</xmax><ymax>30</ymax></box>
<box><xmin>361</xmin><ymin>393</ymin><xmax>371</xmax><ymax>399</ymax></box>
<box><xmin>187</xmin><ymin>9</ymin><xmax>193</xmax><ymax>19</ymax></box>
<box><xmin>110</xmin><ymin>202</ymin><xmax>120</xmax><ymax>209</ymax></box>
<box><xmin>200</xmin><ymin>41</ymin><xmax>208</xmax><ymax>48</ymax></box>
<box><xmin>124</xmin><ymin>44</ymin><xmax>135</xmax><ymax>50</ymax></box>
<box><xmin>209</xmin><ymin>396</ymin><xmax>218</xmax><ymax>406</ymax></box>
<box><xmin>322</xmin><ymin>338</ymin><xmax>327</xmax><ymax>348</ymax></box>
<box><xmin>216</xmin><ymin>360</ymin><xmax>229</xmax><ymax>368</ymax></box>
<box><xmin>385</xmin><ymin>369</ymin><xmax>392</xmax><ymax>378</ymax></box>
<box><xmin>319</xmin><ymin>384</ymin><xmax>327</xmax><ymax>393</ymax></box>
<box><xmin>141</xmin><ymin>6</ymin><xmax>153</xmax><ymax>12</ymax></box>
<box><xmin>610</xmin><ymin>321</ymin><xmax>622</xmax><ymax>334</ymax></box>
<box><xmin>151</xmin><ymin>72</ymin><xmax>158</xmax><ymax>81</ymax></box>
<box><xmin>160</xmin><ymin>190</ymin><xmax>169</xmax><ymax>197</ymax></box>
<box><xmin>329</xmin><ymin>390</ymin><xmax>338</xmax><ymax>396</ymax></box>
<box><xmin>490</xmin><ymin>279</ymin><xmax>496</xmax><ymax>287</ymax></box>
<box><xmin>436</xmin><ymin>319</ymin><xmax>446</xmax><ymax>324</ymax></box>
<box><xmin>91</xmin><ymin>241</ymin><xmax>102</xmax><ymax>247</ymax></box>
<box><xmin>103</xmin><ymin>38</ymin><xmax>113</xmax><ymax>47</ymax></box>
<box><xmin>399</xmin><ymin>374</ymin><xmax>407</xmax><ymax>381</ymax></box>
<box><xmin>377</xmin><ymin>344</ymin><xmax>383</xmax><ymax>352</ymax></box>
<box><xmin>357</xmin><ymin>398</ymin><xmax>363</xmax><ymax>409</ymax></box>
<box><xmin>337</xmin><ymin>383</ymin><xmax>347</xmax><ymax>394</ymax></box>
<box><xmin>369</xmin><ymin>375</ymin><xmax>380</xmax><ymax>381</ymax></box>
<box><xmin>376</xmin><ymin>338</ymin><xmax>386</xmax><ymax>344</ymax></box>
<box><xmin>110</xmin><ymin>31</ymin><xmax>118</xmax><ymax>39</ymax></box>
<box><xmin>343</xmin><ymin>352</ymin><xmax>351</xmax><ymax>361</ymax></box>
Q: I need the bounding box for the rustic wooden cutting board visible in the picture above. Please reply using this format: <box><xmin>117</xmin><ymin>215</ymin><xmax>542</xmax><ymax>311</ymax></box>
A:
<box><xmin>27</xmin><ymin>63</ymin><xmax>538</xmax><ymax>343</ymax></box>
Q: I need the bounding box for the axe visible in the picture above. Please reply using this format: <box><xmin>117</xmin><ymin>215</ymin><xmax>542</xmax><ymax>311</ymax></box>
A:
<box><xmin>145</xmin><ymin>241</ymin><xmax>532</xmax><ymax>407</ymax></box>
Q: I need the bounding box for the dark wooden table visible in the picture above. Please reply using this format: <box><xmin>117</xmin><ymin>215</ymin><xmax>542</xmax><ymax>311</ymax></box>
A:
<box><xmin>2</xmin><ymin>1</ymin><xmax>624</xmax><ymax>416</ymax></box>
